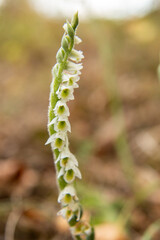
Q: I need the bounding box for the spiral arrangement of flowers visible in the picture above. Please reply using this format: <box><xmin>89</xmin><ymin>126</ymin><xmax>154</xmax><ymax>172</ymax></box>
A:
<box><xmin>46</xmin><ymin>12</ymin><xmax>94</xmax><ymax>240</ymax></box>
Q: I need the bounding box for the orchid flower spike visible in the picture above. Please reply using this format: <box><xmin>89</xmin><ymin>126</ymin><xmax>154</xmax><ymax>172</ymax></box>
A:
<box><xmin>46</xmin><ymin>12</ymin><xmax>94</xmax><ymax>240</ymax></box>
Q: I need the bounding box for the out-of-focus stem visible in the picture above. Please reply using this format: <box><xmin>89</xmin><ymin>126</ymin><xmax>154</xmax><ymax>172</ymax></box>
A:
<box><xmin>91</xmin><ymin>22</ymin><xmax>136</xmax><ymax>194</ymax></box>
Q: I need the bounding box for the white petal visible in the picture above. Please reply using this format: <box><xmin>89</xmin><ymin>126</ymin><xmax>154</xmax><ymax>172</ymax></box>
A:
<box><xmin>69</xmin><ymin>49</ymin><xmax>84</xmax><ymax>63</ymax></box>
<box><xmin>63</xmin><ymin>23</ymin><xmax>67</xmax><ymax>32</ymax></box>
<box><xmin>45</xmin><ymin>134</ymin><xmax>55</xmax><ymax>145</ymax></box>
<box><xmin>57</xmin><ymin>168</ymin><xmax>64</xmax><ymax>179</ymax></box>
<box><xmin>73</xmin><ymin>166</ymin><xmax>82</xmax><ymax>179</ymax></box>
<box><xmin>66</xmin><ymin>158</ymin><xmax>78</xmax><ymax>168</ymax></box>
<box><xmin>62</xmin><ymin>80</ymin><xmax>79</xmax><ymax>89</ymax></box>
<box><xmin>67</xmin><ymin>61</ymin><xmax>83</xmax><ymax>71</ymax></box>
<box><xmin>58</xmin><ymin>185</ymin><xmax>76</xmax><ymax>203</ymax></box>
<box><xmin>61</xmin><ymin>150</ymin><xmax>78</xmax><ymax>167</ymax></box>
<box><xmin>70</xmin><ymin>203</ymin><xmax>81</xmax><ymax>221</ymax></box>
<box><xmin>57</xmin><ymin>207</ymin><xmax>66</xmax><ymax>218</ymax></box>
<box><xmin>77</xmin><ymin>208</ymin><xmax>81</xmax><ymax>221</ymax></box>
<box><xmin>56</xmin><ymin>85</ymin><xmax>74</xmax><ymax>102</ymax></box>
<box><xmin>51</xmin><ymin>63</ymin><xmax>59</xmax><ymax>77</ymax></box>
<box><xmin>65</xmin><ymin>160</ymin><xmax>76</xmax><ymax>170</ymax></box>
<box><xmin>48</xmin><ymin>117</ymin><xmax>57</xmax><ymax>126</ymax></box>
<box><xmin>74</xmin><ymin>36</ymin><xmax>82</xmax><ymax>44</ymax></box>
<box><xmin>49</xmin><ymin>132</ymin><xmax>66</xmax><ymax>151</ymax></box>
<box><xmin>54</xmin><ymin>117</ymin><xmax>71</xmax><ymax>133</ymax></box>
<box><xmin>63</xmin><ymin>69</ymin><xmax>81</xmax><ymax>76</ymax></box>
<box><xmin>54</xmin><ymin>101</ymin><xmax>70</xmax><ymax>117</ymax></box>
<box><xmin>84</xmin><ymin>227</ymin><xmax>92</xmax><ymax>235</ymax></box>
<box><xmin>64</xmin><ymin>170</ymin><xmax>75</xmax><ymax>184</ymax></box>
<box><xmin>72</xmin><ymin>82</ymin><xmax>79</xmax><ymax>88</ymax></box>
<box><xmin>68</xmin><ymin>202</ymin><xmax>81</xmax><ymax>220</ymax></box>
<box><xmin>70</xmin><ymin>225</ymin><xmax>81</xmax><ymax>235</ymax></box>
<box><xmin>55</xmin><ymin>157</ymin><xmax>60</xmax><ymax>163</ymax></box>
<box><xmin>57</xmin><ymin>206</ymin><xmax>74</xmax><ymax>221</ymax></box>
<box><xmin>62</xmin><ymin>73</ymin><xmax>80</xmax><ymax>83</ymax></box>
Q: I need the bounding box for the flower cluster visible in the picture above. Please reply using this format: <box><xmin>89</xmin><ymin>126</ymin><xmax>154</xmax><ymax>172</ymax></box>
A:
<box><xmin>46</xmin><ymin>12</ymin><xmax>94</xmax><ymax>240</ymax></box>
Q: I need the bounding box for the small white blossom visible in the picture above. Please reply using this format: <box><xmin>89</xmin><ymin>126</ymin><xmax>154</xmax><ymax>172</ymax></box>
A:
<box><xmin>62</xmin><ymin>73</ymin><xmax>80</xmax><ymax>89</ymax></box>
<box><xmin>67</xmin><ymin>61</ymin><xmax>83</xmax><ymax>72</ymax></box>
<box><xmin>46</xmin><ymin>132</ymin><xmax>66</xmax><ymax>151</ymax></box>
<box><xmin>58</xmin><ymin>185</ymin><xmax>78</xmax><ymax>204</ymax></box>
<box><xmin>84</xmin><ymin>226</ymin><xmax>92</xmax><ymax>235</ymax></box>
<box><xmin>71</xmin><ymin>222</ymin><xmax>92</xmax><ymax>236</ymax></box>
<box><xmin>54</xmin><ymin>101</ymin><xmax>70</xmax><ymax>117</ymax></box>
<box><xmin>64</xmin><ymin>169</ymin><xmax>75</xmax><ymax>183</ymax></box>
<box><xmin>69</xmin><ymin>82</ymin><xmax>79</xmax><ymax>89</ymax></box>
<box><xmin>58</xmin><ymin>166</ymin><xmax>81</xmax><ymax>184</ymax></box>
<box><xmin>62</xmin><ymin>73</ymin><xmax>80</xmax><ymax>83</ymax></box>
<box><xmin>48</xmin><ymin>116</ymin><xmax>71</xmax><ymax>133</ymax></box>
<box><xmin>58</xmin><ymin>203</ymin><xmax>81</xmax><ymax>221</ymax></box>
<box><xmin>64</xmin><ymin>166</ymin><xmax>82</xmax><ymax>184</ymax></box>
<box><xmin>56</xmin><ymin>85</ymin><xmax>74</xmax><ymax>102</ymax></box>
<box><xmin>70</xmin><ymin>224</ymin><xmax>83</xmax><ymax>236</ymax></box>
<box><xmin>69</xmin><ymin>49</ymin><xmax>84</xmax><ymax>63</ymax></box>
<box><xmin>63</xmin><ymin>80</ymin><xmax>79</xmax><ymax>89</ymax></box>
<box><xmin>55</xmin><ymin>149</ymin><xmax>78</xmax><ymax>167</ymax></box>
<box><xmin>74</xmin><ymin>36</ymin><xmax>82</xmax><ymax>45</ymax></box>
<box><xmin>60</xmin><ymin>149</ymin><xmax>78</xmax><ymax>167</ymax></box>
<box><xmin>57</xmin><ymin>206</ymin><xmax>73</xmax><ymax>221</ymax></box>
<box><xmin>65</xmin><ymin>165</ymin><xmax>82</xmax><ymax>178</ymax></box>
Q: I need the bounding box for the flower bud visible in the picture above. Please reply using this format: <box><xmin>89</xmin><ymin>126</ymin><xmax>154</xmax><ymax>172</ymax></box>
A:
<box><xmin>61</xmin><ymin>35</ymin><xmax>69</xmax><ymax>52</ymax></box>
<box><xmin>67</xmin><ymin>22</ymin><xmax>75</xmax><ymax>39</ymax></box>
<box><xmin>71</xmin><ymin>11</ymin><xmax>78</xmax><ymax>31</ymax></box>
<box><xmin>56</xmin><ymin>48</ymin><xmax>65</xmax><ymax>63</ymax></box>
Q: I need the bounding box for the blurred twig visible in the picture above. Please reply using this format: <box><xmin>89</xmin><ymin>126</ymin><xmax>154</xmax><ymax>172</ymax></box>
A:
<box><xmin>4</xmin><ymin>209</ymin><xmax>22</xmax><ymax>240</ymax></box>
<box><xmin>91</xmin><ymin>21</ymin><xmax>136</xmax><ymax>194</ymax></box>
<box><xmin>4</xmin><ymin>195</ymin><xmax>22</xmax><ymax>240</ymax></box>
<box><xmin>141</xmin><ymin>219</ymin><xmax>160</xmax><ymax>240</ymax></box>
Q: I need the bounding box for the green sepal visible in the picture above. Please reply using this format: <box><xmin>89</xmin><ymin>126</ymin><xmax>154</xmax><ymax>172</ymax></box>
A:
<box><xmin>54</xmin><ymin>149</ymin><xmax>60</xmax><ymax>159</ymax></box>
<box><xmin>86</xmin><ymin>227</ymin><xmax>95</xmax><ymax>240</ymax></box>
<box><xmin>71</xmin><ymin>11</ymin><xmax>79</xmax><ymax>31</ymax></box>
<box><xmin>67</xmin><ymin>21</ymin><xmax>75</xmax><ymax>39</ymax></box>
<box><xmin>52</xmin><ymin>63</ymin><xmax>59</xmax><ymax>77</ymax></box>
<box><xmin>68</xmin><ymin>214</ymin><xmax>78</xmax><ymax>226</ymax></box>
<box><xmin>48</xmin><ymin>117</ymin><xmax>54</xmax><ymax>134</ymax></box>
<box><xmin>75</xmin><ymin>236</ymin><xmax>82</xmax><ymax>240</ymax></box>
<box><xmin>78</xmin><ymin>205</ymin><xmax>83</xmax><ymax>220</ymax></box>
<box><xmin>56</xmin><ymin>48</ymin><xmax>65</xmax><ymax>63</ymax></box>
<box><xmin>61</xmin><ymin>35</ymin><xmax>69</xmax><ymax>52</ymax></box>
<box><xmin>58</xmin><ymin>175</ymin><xmax>67</xmax><ymax>190</ymax></box>
<box><xmin>56</xmin><ymin>159</ymin><xmax>61</xmax><ymax>171</ymax></box>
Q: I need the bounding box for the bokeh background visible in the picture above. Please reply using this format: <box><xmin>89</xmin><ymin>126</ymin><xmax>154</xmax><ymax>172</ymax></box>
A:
<box><xmin>0</xmin><ymin>0</ymin><xmax>160</xmax><ymax>239</ymax></box>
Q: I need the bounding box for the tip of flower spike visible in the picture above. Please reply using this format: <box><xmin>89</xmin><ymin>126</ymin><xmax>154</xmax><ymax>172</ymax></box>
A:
<box><xmin>71</xmin><ymin>11</ymin><xmax>79</xmax><ymax>31</ymax></box>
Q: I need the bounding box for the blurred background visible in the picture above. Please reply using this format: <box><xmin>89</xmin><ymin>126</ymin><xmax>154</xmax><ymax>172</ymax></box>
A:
<box><xmin>0</xmin><ymin>0</ymin><xmax>160</xmax><ymax>239</ymax></box>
